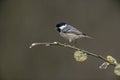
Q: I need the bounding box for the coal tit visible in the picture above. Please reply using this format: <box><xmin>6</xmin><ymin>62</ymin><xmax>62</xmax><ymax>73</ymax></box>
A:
<box><xmin>56</xmin><ymin>22</ymin><xmax>92</xmax><ymax>43</ymax></box>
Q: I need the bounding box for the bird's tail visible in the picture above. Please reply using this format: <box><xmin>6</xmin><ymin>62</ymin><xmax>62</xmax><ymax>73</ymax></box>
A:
<box><xmin>84</xmin><ymin>35</ymin><xmax>94</xmax><ymax>39</ymax></box>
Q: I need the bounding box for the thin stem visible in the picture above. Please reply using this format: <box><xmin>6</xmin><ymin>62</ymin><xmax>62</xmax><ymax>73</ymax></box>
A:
<box><xmin>29</xmin><ymin>41</ymin><xmax>117</xmax><ymax>66</ymax></box>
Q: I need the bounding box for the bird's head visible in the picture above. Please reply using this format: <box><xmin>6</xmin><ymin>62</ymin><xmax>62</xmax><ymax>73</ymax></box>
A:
<box><xmin>56</xmin><ymin>22</ymin><xmax>67</xmax><ymax>32</ymax></box>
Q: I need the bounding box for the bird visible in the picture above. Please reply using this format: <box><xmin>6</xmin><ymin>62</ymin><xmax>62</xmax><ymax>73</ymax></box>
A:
<box><xmin>56</xmin><ymin>22</ymin><xmax>92</xmax><ymax>43</ymax></box>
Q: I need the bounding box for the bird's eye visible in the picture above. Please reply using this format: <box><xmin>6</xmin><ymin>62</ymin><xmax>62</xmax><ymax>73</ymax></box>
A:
<box><xmin>56</xmin><ymin>28</ymin><xmax>61</xmax><ymax>32</ymax></box>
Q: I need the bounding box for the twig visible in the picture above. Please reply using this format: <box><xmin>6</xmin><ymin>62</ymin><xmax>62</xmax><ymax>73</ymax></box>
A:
<box><xmin>29</xmin><ymin>41</ymin><xmax>117</xmax><ymax>66</ymax></box>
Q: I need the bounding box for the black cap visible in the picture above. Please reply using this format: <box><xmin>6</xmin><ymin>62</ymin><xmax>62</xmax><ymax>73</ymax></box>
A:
<box><xmin>56</xmin><ymin>22</ymin><xmax>66</xmax><ymax>27</ymax></box>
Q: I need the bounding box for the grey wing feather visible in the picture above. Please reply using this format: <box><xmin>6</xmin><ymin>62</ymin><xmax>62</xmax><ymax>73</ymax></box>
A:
<box><xmin>62</xmin><ymin>25</ymin><xmax>82</xmax><ymax>35</ymax></box>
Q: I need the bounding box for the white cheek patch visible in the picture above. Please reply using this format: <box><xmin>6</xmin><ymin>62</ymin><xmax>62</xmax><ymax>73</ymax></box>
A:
<box><xmin>59</xmin><ymin>24</ymin><xmax>67</xmax><ymax>30</ymax></box>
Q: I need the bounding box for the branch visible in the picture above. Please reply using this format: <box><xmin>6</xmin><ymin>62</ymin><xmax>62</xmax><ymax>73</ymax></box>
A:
<box><xmin>29</xmin><ymin>41</ymin><xmax>120</xmax><ymax>76</ymax></box>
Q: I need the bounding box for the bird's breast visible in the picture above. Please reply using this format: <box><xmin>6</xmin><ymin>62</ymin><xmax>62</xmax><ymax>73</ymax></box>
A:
<box><xmin>60</xmin><ymin>32</ymin><xmax>80</xmax><ymax>41</ymax></box>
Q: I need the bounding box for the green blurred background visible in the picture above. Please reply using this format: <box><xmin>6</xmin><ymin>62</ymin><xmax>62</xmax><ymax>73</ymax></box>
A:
<box><xmin>0</xmin><ymin>0</ymin><xmax>120</xmax><ymax>80</ymax></box>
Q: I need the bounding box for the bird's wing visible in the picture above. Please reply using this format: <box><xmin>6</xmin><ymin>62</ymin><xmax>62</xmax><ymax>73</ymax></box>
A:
<box><xmin>62</xmin><ymin>25</ymin><xmax>82</xmax><ymax>35</ymax></box>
